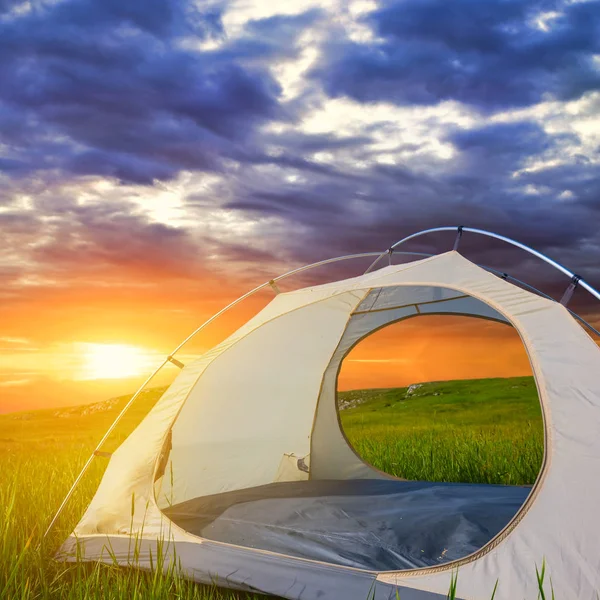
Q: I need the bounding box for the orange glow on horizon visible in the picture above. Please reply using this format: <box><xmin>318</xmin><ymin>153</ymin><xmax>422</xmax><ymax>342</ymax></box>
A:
<box><xmin>338</xmin><ymin>316</ymin><xmax>533</xmax><ymax>391</ymax></box>
<box><xmin>0</xmin><ymin>276</ymin><xmax>596</xmax><ymax>414</ymax></box>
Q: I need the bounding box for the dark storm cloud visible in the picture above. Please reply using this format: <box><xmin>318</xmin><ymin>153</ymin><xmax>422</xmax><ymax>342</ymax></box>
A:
<box><xmin>446</xmin><ymin>120</ymin><xmax>579</xmax><ymax>179</ymax></box>
<box><xmin>222</xmin><ymin>121</ymin><xmax>574</xmax><ymax>240</ymax></box>
<box><xmin>0</xmin><ymin>0</ymin><xmax>289</xmax><ymax>184</ymax></box>
<box><xmin>313</xmin><ymin>0</ymin><xmax>600</xmax><ymax>110</ymax></box>
<box><xmin>262</xmin><ymin>131</ymin><xmax>373</xmax><ymax>153</ymax></box>
<box><xmin>213</xmin><ymin>114</ymin><xmax>600</xmax><ymax>312</ymax></box>
<box><xmin>0</xmin><ymin>0</ymin><xmax>20</xmax><ymax>14</ymax></box>
<box><xmin>449</xmin><ymin>122</ymin><xmax>554</xmax><ymax>156</ymax></box>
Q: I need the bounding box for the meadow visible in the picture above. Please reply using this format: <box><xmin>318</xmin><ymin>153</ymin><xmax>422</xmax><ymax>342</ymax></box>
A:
<box><xmin>339</xmin><ymin>376</ymin><xmax>543</xmax><ymax>486</ymax></box>
<box><xmin>0</xmin><ymin>377</ymin><xmax>550</xmax><ymax>599</ymax></box>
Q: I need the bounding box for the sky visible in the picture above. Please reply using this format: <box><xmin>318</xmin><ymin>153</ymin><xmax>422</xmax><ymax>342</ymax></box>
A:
<box><xmin>1</xmin><ymin>0</ymin><xmax>599</xmax><ymax>412</ymax></box>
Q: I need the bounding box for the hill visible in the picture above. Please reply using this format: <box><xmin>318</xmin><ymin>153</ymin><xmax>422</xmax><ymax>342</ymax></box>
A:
<box><xmin>1</xmin><ymin>376</ymin><xmax>543</xmax><ymax>485</ymax></box>
<box><xmin>0</xmin><ymin>387</ymin><xmax>167</xmax><ymax>454</ymax></box>
<box><xmin>339</xmin><ymin>376</ymin><xmax>543</xmax><ymax>485</ymax></box>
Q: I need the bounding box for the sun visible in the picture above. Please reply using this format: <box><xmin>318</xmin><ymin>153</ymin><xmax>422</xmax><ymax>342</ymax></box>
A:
<box><xmin>80</xmin><ymin>343</ymin><xmax>151</xmax><ymax>380</ymax></box>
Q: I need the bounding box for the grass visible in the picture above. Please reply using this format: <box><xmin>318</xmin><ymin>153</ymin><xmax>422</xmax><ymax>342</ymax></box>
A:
<box><xmin>339</xmin><ymin>376</ymin><xmax>543</xmax><ymax>486</ymax></box>
<box><xmin>1</xmin><ymin>387</ymin><xmax>268</xmax><ymax>600</ymax></box>
<box><xmin>0</xmin><ymin>377</ymin><xmax>550</xmax><ymax>598</ymax></box>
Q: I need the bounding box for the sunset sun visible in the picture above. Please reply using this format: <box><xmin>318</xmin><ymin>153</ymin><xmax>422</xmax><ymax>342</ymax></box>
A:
<box><xmin>80</xmin><ymin>343</ymin><xmax>151</xmax><ymax>380</ymax></box>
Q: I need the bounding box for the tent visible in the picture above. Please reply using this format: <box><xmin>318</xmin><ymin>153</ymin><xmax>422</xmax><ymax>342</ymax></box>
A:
<box><xmin>53</xmin><ymin>228</ymin><xmax>600</xmax><ymax>600</ymax></box>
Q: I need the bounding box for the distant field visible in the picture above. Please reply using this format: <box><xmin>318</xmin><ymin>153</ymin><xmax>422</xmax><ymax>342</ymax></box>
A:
<box><xmin>0</xmin><ymin>377</ymin><xmax>545</xmax><ymax>599</ymax></box>
<box><xmin>339</xmin><ymin>376</ymin><xmax>544</xmax><ymax>486</ymax></box>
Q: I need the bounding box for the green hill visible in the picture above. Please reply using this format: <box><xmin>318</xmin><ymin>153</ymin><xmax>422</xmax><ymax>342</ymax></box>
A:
<box><xmin>339</xmin><ymin>376</ymin><xmax>543</xmax><ymax>485</ymax></box>
<box><xmin>1</xmin><ymin>375</ymin><xmax>543</xmax><ymax>485</ymax></box>
<box><xmin>0</xmin><ymin>387</ymin><xmax>167</xmax><ymax>454</ymax></box>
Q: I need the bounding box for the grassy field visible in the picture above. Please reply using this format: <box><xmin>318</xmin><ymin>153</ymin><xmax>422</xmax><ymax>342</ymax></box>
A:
<box><xmin>0</xmin><ymin>377</ymin><xmax>547</xmax><ymax>599</ymax></box>
<box><xmin>0</xmin><ymin>387</ymin><xmax>267</xmax><ymax>600</ymax></box>
<box><xmin>339</xmin><ymin>376</ymin><xmax>543</xmax><ymax>486</ymax></box>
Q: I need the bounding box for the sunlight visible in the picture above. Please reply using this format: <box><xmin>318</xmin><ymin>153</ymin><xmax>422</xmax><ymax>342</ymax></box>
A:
<box><xmin>79</xmin><ymin>343</ymin><xmax>152</xmax><ymax>380</ymax></box>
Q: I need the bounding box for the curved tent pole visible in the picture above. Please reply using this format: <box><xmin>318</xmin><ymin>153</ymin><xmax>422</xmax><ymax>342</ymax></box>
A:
<box><xmin>40</xmin><ymin>360</ymin><xmax>168</xmax><ymax>544</ymax></box>
<box><xmin>365</xmin><ymin>226</ymin><xmax>600</xmax><ymax>303</ymax></box>
<box><xmin>167</xmin><ymin>252</ymin><xmax>386</xmax><ymax>357</ymax></box>
<box><xmin>41</xmin><ymin>251</ymin><xmax>384</xmax><ymax>543</ymax></box>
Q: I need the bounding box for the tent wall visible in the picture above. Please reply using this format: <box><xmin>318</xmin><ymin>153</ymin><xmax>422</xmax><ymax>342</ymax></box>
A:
<box><xmin>377</xmin><ymin>293</ymin><xmax>600</xmax><ymax>600</ymax></box>
<box><xmin>73</xmin><ymin>256</ymin><xmax>447</xmax><ymax>535</ymax></box>
<box><xmin>159</xmin><ymin>290</ymin><xmax>367</xmax><ymax>507</ymax></box>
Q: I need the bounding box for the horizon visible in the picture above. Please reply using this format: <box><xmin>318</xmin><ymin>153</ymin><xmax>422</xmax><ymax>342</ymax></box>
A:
<box><xmin>2</xmin><ymin>373</ymin><xmax>537</xmax><ymax>418</ymax></box>
<box><xmin>1</xmin><ymin>306</ymin><xmax>537</xmax><ymax>414</ymax></box>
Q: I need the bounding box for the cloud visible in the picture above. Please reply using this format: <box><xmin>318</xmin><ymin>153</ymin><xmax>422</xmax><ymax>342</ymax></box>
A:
<box><xmin>449</xmin><ymin>121</ymin><xmax>555</xmax><ymax>158</ymax></box>
<box><xmin>0</xmin><ymin>337</ymin><xmax>30</xmax><ymax>345</ymax></box>
<box><xmin>0</xmin><ymin>0</ymin><xmax>288</xmax><ymax>184</ymax></box>
<box><xmin>207</xmin><ymin>109</ymin><xmax>600</xmax><ymax>312</ymax></box>
<box><xmin>0</xmin><ymin>189</ymin><xmax>200</xmax><ymax>302</ymax></box>
<box><xmin>312</xmin><ymin>0</ymin><xmax>600</xmax><ymax>111</ymax></box>
<box><xmin>1</xmin><ymin>0</ymin><xmax>599</xmax><ymax>322</ymax></box>
<box><xmin>0</xmin><ymin>0</ymin><xmax>21</xmax><ymax>14</ymax></box>
<box><xmin>0</xmin><ymin>378</ymin><xmax>31</xmax><ymax>387</ymax></box>
<box><xmin>216</xmin><ymin>8</ymin><xmax>324</xmax><ymax>64</ymax></box>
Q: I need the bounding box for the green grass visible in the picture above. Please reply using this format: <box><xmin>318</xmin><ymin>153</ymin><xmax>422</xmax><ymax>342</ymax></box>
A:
<box><xmin>1</xmin><ymin>388</ymin><xmax>268</xmax><ymax>600</ymax></box>
<box><xmin>339</xmin><ymin>376</ymin><xmax>543</xmax><ymax>486</ymax></box>
<box><xmin>0</xmin><ymin>377</ymin><xmax>548</xmax><ymax>598</ymax></box>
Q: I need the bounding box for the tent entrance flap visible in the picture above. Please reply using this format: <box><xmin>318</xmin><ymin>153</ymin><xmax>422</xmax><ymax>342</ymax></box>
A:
<box><xmin>163</xmin><ymin>479</ymin><xmax>530</xmax><ymax>571</ymax></box>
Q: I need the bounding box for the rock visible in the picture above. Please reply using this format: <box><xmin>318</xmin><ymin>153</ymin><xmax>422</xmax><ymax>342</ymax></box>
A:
<box><xmin>405</xmin><ymin>384</ymin><xmax>423</xmax><ymax>397</ymax></box>
<box><xmin>338</xmin><ymin>394</ymin><xmax>369</xmax><ymax>411</ymax></box>
<box><xmin>53</xmin><ymin>397</ymin><xmax>122</xmax><ymax>418</ymax></box>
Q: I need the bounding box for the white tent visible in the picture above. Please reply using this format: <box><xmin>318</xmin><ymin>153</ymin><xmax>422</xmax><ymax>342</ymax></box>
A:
<box><xmin>54</xmin><ymin>229</ymin><xmax>600</xmax><ymax>600</ymax></box>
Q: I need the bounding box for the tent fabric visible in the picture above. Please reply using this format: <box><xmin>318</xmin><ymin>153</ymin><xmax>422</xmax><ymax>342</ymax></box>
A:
<box><xmin>59</xmin><ymin>251</ymin><xmax>600</xmax><ymax>600</ymax></box>
<box><xmin>163</xmin><ymin>479</ymin><xmax>530</xmax><ymax>571</ymax></box>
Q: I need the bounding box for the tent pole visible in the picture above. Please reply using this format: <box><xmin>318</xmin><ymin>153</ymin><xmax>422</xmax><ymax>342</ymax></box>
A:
<box><xmin>371</xmin><ymin>249</ymin><xmax>600</xmax><ymax>338</ymax></box>
<box><xmin>365</xmin><ymin>226</ymin><xmax>600</xmax><ymax>304</ymax></box>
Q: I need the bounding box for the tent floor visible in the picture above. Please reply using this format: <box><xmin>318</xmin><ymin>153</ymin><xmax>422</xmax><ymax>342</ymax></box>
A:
<box><xmin>163</xmin><ymin>479</ymin><xmax>530</xmax><ymax>570</ymax></box>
